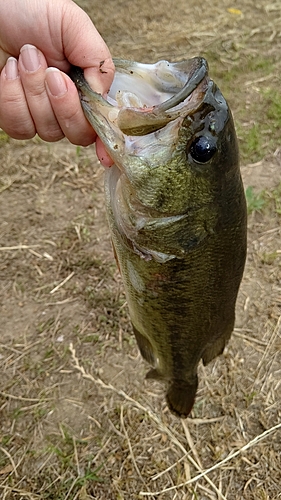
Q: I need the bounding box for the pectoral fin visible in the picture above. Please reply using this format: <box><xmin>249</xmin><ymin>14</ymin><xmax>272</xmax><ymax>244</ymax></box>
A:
<box><xmin>202</xmin><ymin>327</ymin><xmax>233</xmax><ymax>365</ymax></box>
<box><xmin>166</xmin><ymin>377</ymin><xmax>198</xmax><ymax>418</ymax></box>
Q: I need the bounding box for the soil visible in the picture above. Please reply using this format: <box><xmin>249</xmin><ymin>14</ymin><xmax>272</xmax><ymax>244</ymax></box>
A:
<box><xmin>1</xmin><ymin>1</ymin><xmax>281</xmax><ymax>499</ymax></box>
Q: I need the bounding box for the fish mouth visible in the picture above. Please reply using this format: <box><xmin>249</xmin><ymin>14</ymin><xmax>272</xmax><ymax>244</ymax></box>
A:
<box><xmin>110</xmin><ymin>57</ymin><xmax>208</xmax><ymax>136</ymax></box>
<box><xmin>70</xmin><ymin>57</ymin><xmax>209</xmax><ymax>158</ymax></box>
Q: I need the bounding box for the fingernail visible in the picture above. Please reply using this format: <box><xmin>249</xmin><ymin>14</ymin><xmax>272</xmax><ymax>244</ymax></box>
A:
<box><xmin>5</xmin><ymin>57</ymin><xmax>19</xmax><ymax>80</ymax></box>
<box><xmin>45</xmin><ymin>67</ymin><xmax>67</xmax><ymax>97</ymax></box>
<box><xmin>20</xmin><ymin>44</ymin><xmax>40</xmax><ymax>72</ymax></box>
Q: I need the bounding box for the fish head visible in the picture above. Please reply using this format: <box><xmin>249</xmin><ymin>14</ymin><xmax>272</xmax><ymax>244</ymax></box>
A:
<box><xmin>70</xmin><ymin>57</ymin><xmax>238</xmax><ymax>216</ymax></box>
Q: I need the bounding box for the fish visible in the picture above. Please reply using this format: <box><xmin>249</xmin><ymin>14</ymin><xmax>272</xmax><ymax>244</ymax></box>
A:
<box><xmin>70</xmin><ymin>56</ymin><xmax>247</xmax><ymax>418</ymax></box>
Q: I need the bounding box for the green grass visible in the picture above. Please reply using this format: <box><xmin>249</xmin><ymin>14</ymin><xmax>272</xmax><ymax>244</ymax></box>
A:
<box><xmin>0</xmin><ymin>130</ymin><xmax>9</xmax><ymax>146</ymax></box>
<box><xmin>260</xmin><ymin>251</ymin><xmax>278</xmax><ymax>265</ymax></box>
<box><xmin>240</xmin><ymin>123</ymin><xmax>264</xmax><ymax>163</ymax></box>
<box><xmin>245</xmin><ymin>186</ymin><xmax>266</xmax><ymax>214</ymax></box>
<box><xmin>201</xmin><ymin>52</ymin><xmax>280</xmax><ymax>164</ymax></box>
<box><xmin>204</xmin><ymin>53</ymin><xmax>274</xmax><ymax>85</ymax></box>
<box><xmin>245</xmin><ymin>182</ymin><xmax>281</xmax><ymax>215</ymax></box>
<box><xmin>42</xmin><ymin>425</ymin><xmax>105</xmax><ymax>498</ymax></box>
<box><xmin>265</xmin><ymin>89</ymin><xmax>281</xmax><ymax>126</ymax></box>
<box><xmin>267</xmin><ymin>182</ymin><xmax>281</xmax><ymax>214</ymax></box>
<box><xmin>74</xmin><ymin>464</ymin><xmax>105</xmax><ymax>485</ymax></box>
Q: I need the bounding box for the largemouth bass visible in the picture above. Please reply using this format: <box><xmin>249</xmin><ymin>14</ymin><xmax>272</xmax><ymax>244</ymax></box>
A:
<box><xmin>70</xmin><ymin>57</ymin><xmax>247</xmax><ymax>418</ymax></box>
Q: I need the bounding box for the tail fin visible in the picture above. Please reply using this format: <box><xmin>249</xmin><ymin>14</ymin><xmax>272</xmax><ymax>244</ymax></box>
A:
<box><xmin>166</xmin><ymin>377</ymin><xmax>198</xmax><ymax>418</ymax></box>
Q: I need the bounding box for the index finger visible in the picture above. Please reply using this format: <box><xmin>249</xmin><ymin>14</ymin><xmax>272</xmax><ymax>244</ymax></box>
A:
<box><xmin>61</xmin><ymin>5</ymin><xmax>115</xmax><ymax>94</ymax></box>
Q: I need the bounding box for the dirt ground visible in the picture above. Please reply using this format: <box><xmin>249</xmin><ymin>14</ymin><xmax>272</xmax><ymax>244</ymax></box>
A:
<box><xmin>1</xmin><ymin>0</ymin><xmax>281</xmax><ymax>499</ymax></box>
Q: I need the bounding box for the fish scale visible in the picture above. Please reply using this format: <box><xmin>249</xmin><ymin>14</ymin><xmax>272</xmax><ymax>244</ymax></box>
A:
<box><xmin>70</xmin><ymin>57</ymin><xmax>247</xmax><ymax>418</ymax></box>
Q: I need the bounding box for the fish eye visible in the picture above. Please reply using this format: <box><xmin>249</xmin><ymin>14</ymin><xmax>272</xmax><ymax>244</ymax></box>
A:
<box><xmin>189</xmin><ymin>136</ymin><xmax>217</xmax><ymax>164</ymax></box>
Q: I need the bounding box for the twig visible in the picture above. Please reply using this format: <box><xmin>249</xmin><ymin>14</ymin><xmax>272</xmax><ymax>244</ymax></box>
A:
<box><xmin>50</xmin><ymin>272</ymin><xmax>75</xmax><ymax>294</ymax></box>
<box><xmin>120</xmin><ymin>405</ymin><xmax>146</xmax><ymax>486</ymax></box>
<box><xmin>151</xmin><ymin>454</ymin><xmax>188</xmax><ymax>481</ymax></box>
<box><xmin>0</xmin><ymin>447</ymin><xmax>18</xmax><ymax>478</ymax></box>
<box><xmin>139</xmin><ymin>421</ymin><xmax>281</xmax><ymax>496</ymax></box>
<box><xmin>181</xmin><ymin>420</ymin><xmax>202</xmax><ymax>467</ymax></box>
<box><xmin>180</xmin><ymin>420</ymin><xmax>227</xmax><ymax>500</ymax></box>
<box><xmin>0</xmin><ymin>485</ymin><xmax>40</xmax><ymax>499</ymax></box>
<box><xmin>233</xmin><ymin>330</ymin><xmax>267</xmax><ymax>347</ymax></box>
<box><xmin>92</xmin><ymin>436</ymin><xmax>112</xmax><ymax>464</ymax></box>
<box><xmin>0</xmin><ymin>245</ymin><xmax>40</xmax><ymax>251</ymax></box>
<box><xmin>0</xmin><ymin>392</ymin><xmax>52</xmax><ymax>402</ymax></box>
<box><xmin>69</xmin><ymin>342</ymin><xmax>159</xmax><ymax>424</ymax></box>
<box><xmin>256</xmin><ymin>316</ymin><xmax>281</xmax><ymax>372</ymax></box>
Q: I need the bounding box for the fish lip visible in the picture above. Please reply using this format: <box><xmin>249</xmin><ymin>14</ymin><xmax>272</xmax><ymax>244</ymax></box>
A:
<box><xmin>155</xmin><ymin>57</ymin><xmax>208</xmax><ymax>112</ymax></box>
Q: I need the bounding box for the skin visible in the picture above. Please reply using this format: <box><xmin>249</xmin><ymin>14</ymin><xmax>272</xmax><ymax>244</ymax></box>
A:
<box><xmin>0</xmin><ymin>0</ymin><xmax>115</xmax><ymax>165</ymax></box>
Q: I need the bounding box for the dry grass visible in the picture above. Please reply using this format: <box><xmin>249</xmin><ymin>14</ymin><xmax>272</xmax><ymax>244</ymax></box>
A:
<box><xmin>1</xmin><ymin>0</ymin><xmax>281</xmax><ymax>498</ymax></box>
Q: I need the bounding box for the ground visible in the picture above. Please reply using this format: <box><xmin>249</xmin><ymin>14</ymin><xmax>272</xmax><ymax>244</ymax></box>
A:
<box><xmin>1</xmin><ymin>0</ymin><xmax>281</xmax><ymax>499</ymax></box>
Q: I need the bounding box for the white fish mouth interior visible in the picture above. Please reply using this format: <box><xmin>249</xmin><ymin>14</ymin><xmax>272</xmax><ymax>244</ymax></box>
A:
<box><xmin>104</xmin><ymin>61</ymin><xmax>206</xmax><ymax>160</ymax></box>
<box><xmin>107</xmin><ymin>80</ymin><xmax>174</xmax><ymax>108</ymax></box>
<box><xmin>107</xmin><ymin>61</ymin><xmax>193</xmax><ymax>109</ymax></box>
<box><xmin>106</xmin><ymin>64</ymin><xmax>190</xmax><ymax>159</ymax></box>
<box><xmin>122</xmin><ymin>119</ymin><xmax>182</xmax><ymax>159</ymax></box>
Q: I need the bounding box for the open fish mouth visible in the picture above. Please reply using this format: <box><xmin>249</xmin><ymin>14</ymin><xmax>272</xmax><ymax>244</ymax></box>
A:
<box><xmin>70</xmin><ymin>57</ymin><xmax>209</xmax><ymax>153</ymax></box>
<box><xmin>107</xmin><ymin>57</ymin><xmax>208</xmax><ymax>135</ymax></box>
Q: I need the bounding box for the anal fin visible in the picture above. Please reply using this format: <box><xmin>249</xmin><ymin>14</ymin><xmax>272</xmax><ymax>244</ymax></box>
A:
<box><xmin>145</xmin><ymin>368</ymin><xmax>164</xmax><ymax>381</ymax></box>
<box><xmin>133</xmin><ymin>325</ymin><xmax>155</xmax><ymax>366</ymax></box>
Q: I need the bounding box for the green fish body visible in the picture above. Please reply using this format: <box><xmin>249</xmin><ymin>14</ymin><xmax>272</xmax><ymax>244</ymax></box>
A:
<box><xmin>70</xmin><ymin>57</ymin><xmax>247</xmax><ymax>418</ymax></box>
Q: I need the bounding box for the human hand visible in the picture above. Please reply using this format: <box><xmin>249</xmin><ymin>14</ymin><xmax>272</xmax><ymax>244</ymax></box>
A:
<box><xmin>0</xmin><ymin>0</ymin><xmax>114</xmax><ymax>165</ymax></box>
